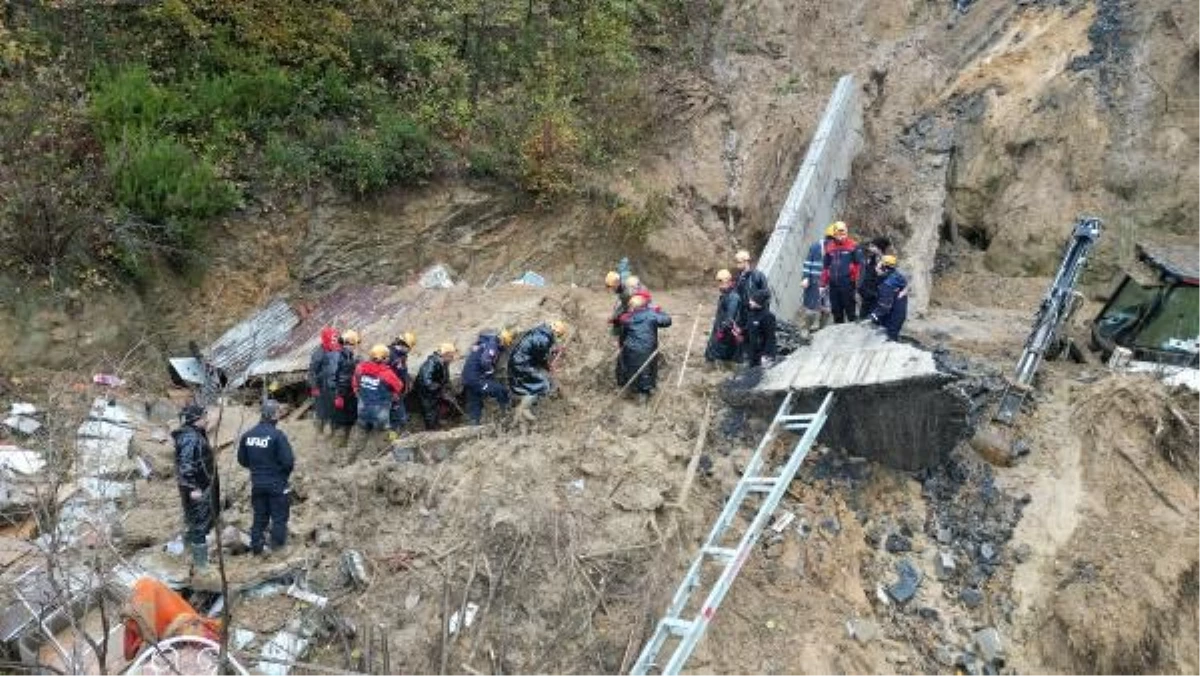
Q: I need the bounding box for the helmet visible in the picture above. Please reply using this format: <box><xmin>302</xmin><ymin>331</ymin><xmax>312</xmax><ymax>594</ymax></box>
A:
<box><xmin>550</xmin><ymin>320</ymin><xmax>568</xmax><ymax>338</ymax></box>
<box><xmin>369</xmin><ymin>344</ymin><xmax>389</xmax><ymax>361</ymax></box>
<box><xmin>341</xmin><ymin>329</ymin><xmax>361</xmax><ymax>346</ymax></box>
<box><xmin>824</xmin><ymin>223</ymin><xmax>839</xmax><ymax>237</ymax></box>
<box><xmin>499</xmin><ymin>328</ymin><xmax>515</xmax><ymax>348</ymax></box>
<box><xmin>715</xmin><ymin>269</ymin><xmax>732</xmax><ymax>283</ymax></box>
<box><xmin>734</xmin><ymin>250</ymin><xmax>751</xmax><ymax>263</ymax></box>
<box><xmin>180</xmin><ymin>403</ymin><xmax>206</xmax><ymax>425</ymax></box>
<box><xmin>629</xmin><ymin>294</ymin><xmax>648</xmax><ymax>309</ymax></box>
<box><xmin>605</xmin><ymin>271</ymin><xmax>620</xmax><ymax>289</ymax></box>
<box><xmin>832</xmin><ymin>221</ymin><xmax>848</xmax><ymax>235</ymax></box>
<box><xmin>439</xmin><ymin>342</ymin><xmax>457</xmax><ymax>356</ymax></box>
<box><xmin>626</xmin><ymin>275</ymin><xmax>641</xmax><ymax>290</ymax></box>
<box><xmin>881</xmin><ymin>254</ymin><xmax>898</xmax><ymax>268</ymax></box>
<box><xmin>396</xmin><ymin>331</ymin><xmax>416</xmax><ymax>349</ymax></box>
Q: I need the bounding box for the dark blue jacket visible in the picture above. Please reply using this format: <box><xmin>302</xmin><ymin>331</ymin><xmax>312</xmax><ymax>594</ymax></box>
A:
<box><xmin>802</xmin><ymin>240</ymin><xmax>824</xmax><ymax>310</ymax></box>
<box><xmin>735</xmin><ymin>268</ymin><xmax>769</xmax><ymax>325</ymax></box>
<box><xmin>508</xmin><ymin>325</ymin><xmax>556</xmax><ymax>396</ymax></box>
<box><xmin>619</xmin><ymin>307</ymin><xmax>672</xmax><ymax>358</ymax></box>
<box><xmin>463</xmin><ymin>333</ymin><xmax>502</xmax><ymax>387</ymax></box>
<box><xmin>388</xmin><ymin>343</ymin><xmax>412</xmax><ymax>391</ymax></box>
<box><xmin>173</xmin><ymin>424</ymin><xmax>214</xmax><ymax>492</ymax></box>
<box><xmin>417</xmin><ymin>352</ymin><xmax>451</xmax><ymax>396</ymax></box>
<box><xmin>875</xmin><ymin>269</ymin><xmax>909</xmax><ymax>320</ymax></box>
<box><xmin>236</xmin><ymin>421</ymin><xmax>295</xmax><ymax>492</ymax></box>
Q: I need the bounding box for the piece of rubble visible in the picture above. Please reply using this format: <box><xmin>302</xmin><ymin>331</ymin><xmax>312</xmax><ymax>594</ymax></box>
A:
<box><xmin>979</xmin><ymin>542</ymin><xmax>997</xmax><ymax>562</ymax></box>
<box><xmin>886</xmin><ymin>558</ymin><xmax>922</xmax><ymax>604</ymax></box>
<box><xmin>449</xmin><ymin>602</ymin><xmax>479</xmax><ymax>634</ymax></box>
<box><xmin>770</xmin><ymin>511</ymin><xmax>795</xmax><ymax>533</ymax></box>
<box><xmin>845</xmin><ymin>617</ymin><xmax>879</xmax><ymax>643</ymax></box>
<box><xmin>885</xmin><ymin>533</ymin><xmax>912</xmax><ymax>553</ymax></box>
<box><xmin>960</xmin><ymin>587</ymin><xmax>983</xmax><ymax>609</ymax></box>
<box><xmin>418</xmin><ymin>264</ymin><xmax>456</xmax><ymax>289</ymax></box>
<box><xmin>342</xmin><ymin>550</ymin><xmax>369</xmax><ymax>587</ymax></box>
<box><xmin>3</xmin><ymin>416</ymin><xmax>41</xmax><ymax>436</ymax></box>
<box><xmin>258</xmin><ymin>618</ymin><xmax>312</xmax><ymax>676</ymax></box>
<box><xmin>0</xmin><ymin>448</ymin><xmax>45</xmax><ymax>475</ymax></box>
<box><xmin>512</xmin><ymin>271</ymin><xmax>546</xmax><ymax>287</ymax></box>
<box><xmin>10</xmin><ymin>403</ymin><xmax>37</xmax><ymax>416</ymax></box>
<box><xmin>286</xmin><ymin>584</ymin><xmax>329</xmax><ymax>608</ymax></box>
<box><xmin>972</xmin><ymin>627</ymin><xmax>1005</xmax><ymax>665</ymax></box>
<box><xmin>935</xmin><ymin>550</ymin><xmax>957</xmax><ymax>579</ymax></box>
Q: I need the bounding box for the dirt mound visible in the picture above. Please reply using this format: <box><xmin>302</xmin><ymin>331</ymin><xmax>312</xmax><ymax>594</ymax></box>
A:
<box><xmin>1033</xmin><ymin>377</ymin><xmax>1199</xmax><ymax>674</ymax></box>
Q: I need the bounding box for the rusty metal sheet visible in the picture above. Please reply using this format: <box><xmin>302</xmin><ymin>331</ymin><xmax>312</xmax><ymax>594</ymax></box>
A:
<box><xmin>200</xmin><ymin>286</ymin><xmax>411</xmax><ymax>386</ymax></box>
<box><xmin>1137</xmin><ymin>242</ymin><xmax>1199</xmax><ymax>285</ymax></box>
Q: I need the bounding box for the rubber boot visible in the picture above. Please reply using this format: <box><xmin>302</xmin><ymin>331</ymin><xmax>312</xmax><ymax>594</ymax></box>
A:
<box><xmin>190</xmin><ymin>543</ymin><xmax>221</xmax><ymax>592</ymax></box>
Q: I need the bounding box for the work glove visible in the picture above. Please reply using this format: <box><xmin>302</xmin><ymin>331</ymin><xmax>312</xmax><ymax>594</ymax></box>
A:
<box><xmin>310</xmin><ymin>387</ymin><xmax>320</xmax><ymax>397</ymax></box>
<box><xmin>334</xmin><ymin>395</ymin><xmax>345</xmax><ymax>410</ymax></box>
<box><xmin>189</xmin><ymin>488</ymin><xmax>204</xmax><ymax>501</ymax></box>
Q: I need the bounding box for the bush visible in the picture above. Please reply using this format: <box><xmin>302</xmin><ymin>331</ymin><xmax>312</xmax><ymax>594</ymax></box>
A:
<box><xmin>377</xmin><ymin>112</ymin><xmax>436</xmax><ymax>182</ymax></box>
<box><xmin>264</xmin><ymin>132</ymin><xmax>320</xmax><ymax>186</ymax></box>
<box><xmin>109</xmin><ymin>131</ymin><xmax>237</xmax><ymax>245</ymax></box>
<box><xmin>323</xmin><ymin>132</ymin><xmax>389</xmax><ymax>195</ymax></box>
<box><xmin>89</xmin><ymin>66</ymin><xmax>182</xmax><ymax>142</ymax></box>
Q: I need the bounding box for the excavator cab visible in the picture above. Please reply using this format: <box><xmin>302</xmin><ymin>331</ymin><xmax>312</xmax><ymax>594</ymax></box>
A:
<box><xmin>1091</xmin><ymin>242</ymin><xmax>1199</xmax><ymax>368</ymax></box>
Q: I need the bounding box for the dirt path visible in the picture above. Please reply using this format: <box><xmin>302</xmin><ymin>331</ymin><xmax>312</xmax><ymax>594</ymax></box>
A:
<box><xmin>996</xmin><ymin>369</ymin><xmax>1085</xmax><ymax>671</ymax></box>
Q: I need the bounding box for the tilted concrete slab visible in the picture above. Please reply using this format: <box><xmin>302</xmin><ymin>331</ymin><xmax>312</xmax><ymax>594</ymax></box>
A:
<box><xmin>757</xmin><ymin>323</ymin><xmax>940</xmax><ymax>392</ymax></box>
<box><xmin>751</xmin><ymin>323</ymin><xmax>969</xmax><ymax>470</ymax></box>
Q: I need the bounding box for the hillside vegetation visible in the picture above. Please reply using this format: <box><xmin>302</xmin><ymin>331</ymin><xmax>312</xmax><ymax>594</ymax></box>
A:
<box><xmin>0</xmin><ymin>0</ymin><xmax>697</xmax><ymax>284</ymax></box>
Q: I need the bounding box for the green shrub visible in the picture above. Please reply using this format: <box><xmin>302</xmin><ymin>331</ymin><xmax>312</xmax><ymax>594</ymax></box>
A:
<box><xmin>377</xmin><ymin>112</ymin><xmax>435</xmax><ymax>181</ymax></box>
<box><xmin>109</xmin><ymin>131</ymin><xmax>237</xmax><ymax>244</ymax></box>
<box><xmin>89</xmin><ymin>66</ymin><xmax>182</xmax><ymax>142</ymax></box>
<box><xmin>323</xmin><ymin>132</ymin><xmax>389</xmax><ymax>195</ymax></box>
<box><xmin>264</xmin><ymin>132</ymin><xmax>320</xmax><ymax>186</ymax></box>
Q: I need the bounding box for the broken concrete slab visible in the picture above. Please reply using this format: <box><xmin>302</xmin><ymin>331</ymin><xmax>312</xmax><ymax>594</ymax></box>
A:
<box><xmin>935</xmin><ymin>550</ymin><xmax>957</xmax><ymax>580</ymax></box>
<box><xmin>3</xmin><ymin>416</ymin><xmax>42</xmax><ymax>436</ymax></box>
<box><xmin>748</xmin><ymin>323</ymin><xmax>971</xmax><ymax>470</ymax></box>
<box><xmin>972</xmin><ymin>627</ymin><xmax>1005</xmax><ymax>665</ymax></box>
<box><xmin>0</xmin><ymin>448</ymin><xmax>45</xmax><ymax>476</ymax></box>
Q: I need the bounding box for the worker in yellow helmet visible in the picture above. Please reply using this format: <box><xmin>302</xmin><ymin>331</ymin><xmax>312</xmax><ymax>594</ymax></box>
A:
<box><xmin>733</xmin><ymin>249</ymin><xmax>769</xmax><ymax>363</ymax></box>
<box><xmin>869</xmin><ymin>254</ymin><xmax>909</xmax><ymax>341</ymax></box>
<box><xmin>463</xmin><ymin>328</ymin><xmax>515</xmax><ymax>425</ymax></box>
<box><xmin>616</xmin><ymin>291</ymin><xmax>672</xmax><ymax>405</ymax></box>
<box><xmin>347</xmin><ymin>344</ymin><xmax>405</xmax><ymax>464</ymax></box>
<box><xmin>858</xmin><ymin>236</ymin><xmax>893</xmax><ymax>319</ymax></box>
<box><xmin>416</xmin><ymin>343</ymin><xmax>459</xmax><ymax>430</ymax></box>
<box><xmin>385</xmin><ymin>332</ymin><xmax>417</xmax><ymax>438</ymax></box>
<box><xmin>508</xmin><ymin>320</ymin><xmax>569</xmax><ymax>430</ymax></box>
<box><xmin>705</xmin><ymin>269</ymin><xmax>742</xmax><ymax>367</ymax></box>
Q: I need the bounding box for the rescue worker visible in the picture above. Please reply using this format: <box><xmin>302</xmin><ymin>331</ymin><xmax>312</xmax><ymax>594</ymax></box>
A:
<box><xmin>820</xmin><ymin>221</ymin><xmax>863</xmax><ymax>323</ymax></box>
<box><xmin>734</xmin><ymin>250</ymin><xmax>770</xmax><ymax>363</ymax></box>
<box><xmin>704</xmin><ymin>269</ymin><xmax>742</xmax><ymax>366</ymax></box>
<box><xmin>172</xmin><ymin>403</ymin><xmax>219</xmax><ymax>589</ymax></box>
<box><xmin>416</xmin><ymin>343</ymin><xmax>458</xmax><ymax>430</ymax></box>
<box><xmin>508</xmin><ymin>320</ymin><xmax>568</xmax><ymax>427</ymax></box>
<box><xmin>606</xmin><ymin>271</ymin><xmax>633</xmax><ymax>337</ymax></box>
<box><xmin>800</xmin><ymin>225</ymin><xmax>835</xmax><ymax>337</ymax></box>
<box><xmin>330</xmin><ymin>329</ymin><xmax>361</xmax><ymax>448</ymax></box>
<box><xmin>858</xmin><ymin>236</ymin><xmax>892</xmax><ymax>319</ymax></box>
<box><xmin>386</xmin><ymin>332</ymin><xmax>416</xmax><ymax>438</ymax></box>
<box><xmin>306</xmin><ymin>326</ymin><xmax>341</xmax><ymax>434</ymax></box>
<box><xmin>236</xmin><ymin>399</ymin><xmax>295</xmax><ymax>557</ymax></box>
<box><xmin>744</xmin><ymin>288</ymin><xmax>779</xmax><ymax>367</ymax></box>
<box><xmin>870</xmin><ymin>255</ymin><xmax>909</xmax><ymax>341</ymax></box>
<box><xmin>350</xmin><ymin>344</ymin><xmax>405</xmax><ymax>462</ymax></box>
<box><xmin>123</xmin><ymin>577</ymin><xmax>221</xmax><ymax>664</ymax></box>
<box><xmin>463</xmin><ymin>329</ymin><xmax>514</xmax><ymax>425</ymax></box>
<box><xmin>617</xmin><ymin>293</ymin><xmax>673</xmax><ymax>404</ymax></box>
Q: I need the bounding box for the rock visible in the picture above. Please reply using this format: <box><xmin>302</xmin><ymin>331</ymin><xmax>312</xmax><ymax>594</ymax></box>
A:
<box><xmin>960</xmin><ymin>587</ymin><xmax>983</xmax><ymax>608</ymax></box>
<box><xmin>820</xmin><ymin>516</ymin><xmax>841</xmax><ymax>534</ymax></box>
<box><xmin>935</xmin><ymin>550</ymin><xmax>957</xmax><ymax>579</ymax></box>
<box><xmin>887</xmin><ymin>558</ymin><xmax>923</xmax><ymax>604</ymax></box>
<box><xmin>418</xmin><ymin>264</ymin><xmax>456</xmax><ymax>289</ymax></box>
<box><xmin>979</xmin><ymin>542</ymin><xmax>997</xmax><ymax>562</ymax></box>
<box><xmin>845</xmin><ymin>618</ymin><xmax>879</xmax><ymax>643</ymax></box>
<box><xmin>1012</xmin><ymin>543</ymin><xmax>1032</xmax><ymax>563</ymax></box>
<box><xmin>936</xmin><ymin>525</ymin><xmax>953</xmax><ymax>544</ymax></box>
<box><xmin>935</xmin><ymin>644</ymin><xmax>956</xmax><ymax>666</ymax></box>
<box><xmin>885</xmin><ymin>533</ymin><xmax>912</xmax><ymax>553</ymax></box>
<box><xmin>972</xmin><ymin>627</ymin><xmax>1005</xmax><ymax>665</ymax></box>
<box><xmin>917</xmin><ymin>606</ymin><xmax>940</xmax><ymax>621</ymax></box>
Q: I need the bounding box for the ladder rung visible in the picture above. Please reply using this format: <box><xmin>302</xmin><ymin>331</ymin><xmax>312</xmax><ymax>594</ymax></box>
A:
<box><xmin>662</xmin><ymin>618</ymin><xmax>695</xmax><ymax>636</ymax></box>
<box><xmin>744</xmin><ymin>477</ymin><xmax>778</xmax><ymax>492</ymax></box>
<box><xmin>779</xmin><ymin>414</ymin><xmax>815</xmax><ymax>423</ymax></box>
<box><xmin>701</xmin><ymin>546</ymin><xmax>737</xmax><ymax>563</ymax></box>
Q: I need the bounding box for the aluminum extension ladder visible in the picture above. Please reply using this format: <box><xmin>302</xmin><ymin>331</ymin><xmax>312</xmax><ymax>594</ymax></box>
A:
<box><xmin>630</xmin><ymin>390</ymin><xmax>835</xmax><ymax>675</ymax></box>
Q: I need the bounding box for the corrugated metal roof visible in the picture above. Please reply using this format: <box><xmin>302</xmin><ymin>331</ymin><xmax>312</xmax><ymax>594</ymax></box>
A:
<box><xmin>1138</xmin><ymin>242</ymin><xmax>1199</xmax><ymax>284</ymax></box>
<box><xmin>203</xmin><ymin>286</ymin><xmax>411</xmax><ymax>387</ymax></box>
